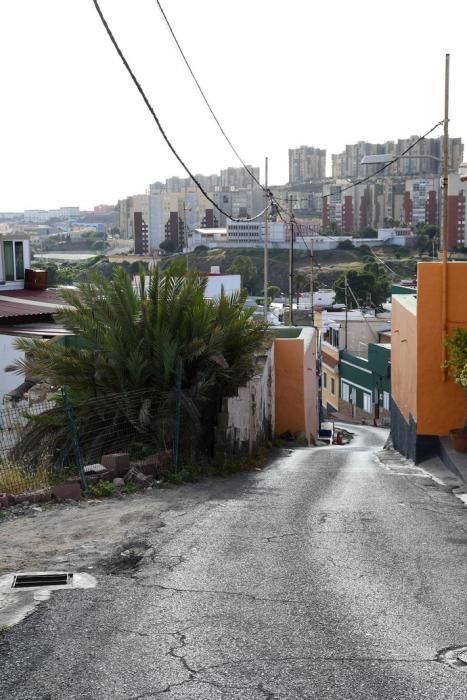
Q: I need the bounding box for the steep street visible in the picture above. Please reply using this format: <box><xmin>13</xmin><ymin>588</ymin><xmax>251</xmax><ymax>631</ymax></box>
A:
<box><xmin>2</xmin><ymin>426</ymin><xmax>467</xmax><ymax>699</ymax></box>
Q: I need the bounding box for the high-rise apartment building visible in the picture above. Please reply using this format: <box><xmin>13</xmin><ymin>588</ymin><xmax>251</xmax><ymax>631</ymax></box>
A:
<box><xmin>446</xmin><ymin>173</ymin><xmax>467</xmax><ymax>249</ymax></box>
<box><xmin>403</xmin><ymin>178</ymin><xmax>439</xmax><ymax>225</ymax></box>
<box><xmin>118</xmin><ymin>194</ymin><xmax>149</xmax><ymax>244</ymax></box>
<box><xmin>332</xmin><ymin>136</ymin><xmax>463</xmax><ymax>179</ymax></box>
<box><xmin>134</xmin><ymin>211</ymin><xmax>149</xmax><ymax>255</ymax></box>
<box><xmin>332</xmin><ymin>142</ymin><xmax>386</xmax><ymax>180</ymax></box>
<box><xmin>289</xmin><ymin>146</ymin><xmax>326</xmax><ymax>184</ymax></box>
<box><xmin>323</xmin><ymin>176</ymin><xmax>441</xmax><ymax>233</ymax></box>
<box><xmin>220</xmin><ymin>166</ymin><xmax>261</xmax><ymax>189</ymax></box>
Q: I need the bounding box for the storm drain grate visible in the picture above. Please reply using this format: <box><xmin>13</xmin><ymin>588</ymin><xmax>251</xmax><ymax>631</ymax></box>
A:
<box><xmin>436</xmin><ymin>646</ymin><xmax>467</xmax><ymax>670</ymax></box>
<box><xmin>12</xmin><ymin>573</ymin><xmax>73</xmax><ymax>589</ymax></box>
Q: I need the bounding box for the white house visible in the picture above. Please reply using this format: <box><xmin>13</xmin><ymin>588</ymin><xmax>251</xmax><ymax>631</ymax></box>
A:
<box><xmin>0</xmin><ymin>233</ymin><xmax>31</xmax><ymax>290</ymax></box>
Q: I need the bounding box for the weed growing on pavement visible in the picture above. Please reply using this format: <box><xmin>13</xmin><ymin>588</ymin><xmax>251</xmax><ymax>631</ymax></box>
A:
<box><xmin>120</xmin><ymin>481</ymin><xmax>141</xmax><ymax>495</ymax></box>
<box><xmin>88</xmin><ymin>480</ymin><xmax>116</xmax><ymax>498</ymax></box>
<box><xmin>164</xmin><ymin>448</ymin><xmax>269</xmax><ymax>485</ymax></box>
<box><xmin>88</xmin><ymin>479</ymin><xmax>143</xmax><ymax>498</ymax></box>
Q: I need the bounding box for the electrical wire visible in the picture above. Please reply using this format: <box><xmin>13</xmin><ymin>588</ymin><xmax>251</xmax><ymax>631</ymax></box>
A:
<box><xmin>323</xmin><ymin>120</ymin><xmax>444</xmax><ymax>199</ymax></box>
<box><xmin>272</xmin><ymin>119</ymin><xmax>444</xmax><ymax>210</ymax></box>
<box><xmin>154</xmin><ymin>0</ymin><xmax>265</xmax><ymax>193</ymax></box>
<box><xmin>367</xmin><ymin>248</ymin><xmax>398</xmax><ymax>277</ymax></box>
<box><xmin>268</xmin><ymin>119</ymin><xmax>444</xmax><ymax>258</ymax></box>
<box><xmin>91</xmin><ymin>0</ymin><xmax>269</xmax><ymax>223</ymax></box>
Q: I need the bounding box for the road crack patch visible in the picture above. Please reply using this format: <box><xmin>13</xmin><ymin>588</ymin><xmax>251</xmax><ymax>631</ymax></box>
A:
<box><xmin>265</xmin><ymin>532</ymin><xmax>298</xmax><ymax>543</ymax></box>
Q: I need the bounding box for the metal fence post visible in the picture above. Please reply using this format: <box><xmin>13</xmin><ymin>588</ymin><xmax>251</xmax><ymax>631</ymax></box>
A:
<box><xmin>61</xmin><ymin>387</ymin><xmax>88</xmax><ymax>495</ymax></box>
<box><xmin>173</xmin><ymin>358</ymin><xmax>182</xmax><ymax>472</ymax></box>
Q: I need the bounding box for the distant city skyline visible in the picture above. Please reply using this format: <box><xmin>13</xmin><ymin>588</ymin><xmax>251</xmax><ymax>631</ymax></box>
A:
<box><xmin>0</xmin><ymin>1</ymin><xmax>466</xmax><ymax>211</ymax></box>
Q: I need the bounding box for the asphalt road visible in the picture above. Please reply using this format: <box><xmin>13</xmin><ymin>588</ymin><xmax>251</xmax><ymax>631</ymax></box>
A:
<box><xmin>2</xmin><ymin>426</ymin><xmax>467</xmax><ymax>699</ymax></box>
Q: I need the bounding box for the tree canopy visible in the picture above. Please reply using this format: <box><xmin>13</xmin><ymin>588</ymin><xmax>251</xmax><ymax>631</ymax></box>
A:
<box><xmin>160</xmin><ymin>239</ymin><xmax>178</xmax><ymax>254</ymax></box>
<box><xmin>227</xmin><ymin>255</ymin><xmax>258</xmax><ymax>293</ymax></box>
<box><xmin>333</xmin><ymin>265</ymin><xmax>390</xmax><ymax>309</ymax></box>
<box><xmin>9</xmin><ymin>267</ymin><xmax>269</xmax><ymax>461</ymax></box>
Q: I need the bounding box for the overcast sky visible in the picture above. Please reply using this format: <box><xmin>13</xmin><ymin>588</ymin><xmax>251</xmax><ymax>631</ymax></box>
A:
<box><xmin>0</xmin><ymin>0</ymin><xmax>465</xmax><ymax>211</ymax></box>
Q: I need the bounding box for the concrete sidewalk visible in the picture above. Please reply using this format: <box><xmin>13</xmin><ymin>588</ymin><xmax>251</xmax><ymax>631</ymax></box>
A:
<box><xmin>439</xmin><ymin>436</ymin><xmax>467</xmax><ymax>484</ymax></box>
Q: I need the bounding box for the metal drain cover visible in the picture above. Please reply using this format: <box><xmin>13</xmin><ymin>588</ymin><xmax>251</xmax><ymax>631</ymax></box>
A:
<box><xmin>437</xmin><ymin>646</ymin><xmax>467</xmax><ymax>669</ymax></box>
<box><xmin>0</xmin><ymin>571</ymin><xmax>97</xmax><ymax>629</ymax></box>
<box><xmin>12</xmin><ymin>572</ymin><xmax>73</xmax><ymax>589</ymax></box>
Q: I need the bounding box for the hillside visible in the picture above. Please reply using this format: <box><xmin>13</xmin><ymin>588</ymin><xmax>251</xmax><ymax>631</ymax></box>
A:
<box><xmin>161</xmin><ymin>246</ymin><xmax>418</xmax><ymax>293</ymax></box>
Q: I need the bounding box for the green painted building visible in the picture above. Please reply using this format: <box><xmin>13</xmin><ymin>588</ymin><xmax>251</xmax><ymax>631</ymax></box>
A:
<box><xmin>339</xmin><ymin>343</ymin><xmax>391</xmax><ymax>422</ymax></box>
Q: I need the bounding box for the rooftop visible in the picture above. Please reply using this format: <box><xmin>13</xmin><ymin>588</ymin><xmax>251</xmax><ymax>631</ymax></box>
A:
<box><xmin>0</xmin><ymin>288</ymin><xmax>65</xmax><ymax>321</ymax></box>
<box><xmin>393</xmin><ymin>293</ymin><xmax>417</xmax><ymax>315</ymax></box>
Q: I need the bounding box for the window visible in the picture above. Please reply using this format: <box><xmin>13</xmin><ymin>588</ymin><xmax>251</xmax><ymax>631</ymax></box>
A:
<box><xmin>323</xmin><ymin>373</ymin><xmax>327</xmax><ymax>389</ymax></box>
<box><xmin>331</xmin><ymin>378</ymin><xmax>335</xmax><ymax>395</ymax></box>
<box><xmin>3</xmin><ymin>241</ymin><xmax>14</xmax><ymax>281</ymax></box>
<box><xmin>383</xmin><ymin>391</ymin><xmax>390</xmax><ymax>410</ymax></box>
<box><xmin>341</xmin><ymin>381</ymin><xmax>349</xmax><ymax>402</ymax></box>
<box><xmin>363</xmin><ymin>392</ymin><xmax>372</xmax><ymax>414</ymax></box>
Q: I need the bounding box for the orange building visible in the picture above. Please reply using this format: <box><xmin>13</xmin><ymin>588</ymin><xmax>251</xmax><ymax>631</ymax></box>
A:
<box><xmin>391</xmin><ymin>262</ymin><xmax>467</xmax><ymax>461</ymax></box>
<box><xmin>274</xmin><ymin>328</ymin><xmax>318</xmax><ymax>443</ymax></box>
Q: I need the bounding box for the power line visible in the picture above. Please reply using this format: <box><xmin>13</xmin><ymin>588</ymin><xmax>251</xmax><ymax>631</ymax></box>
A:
<box><xmin>91</xmin><ymin>0</ymin><xmax>269</xmax><ymax>223</ymax></box>
<box><xmin>367</xmin><ymin>248</ymin><xmax>398</xmax><ymax>277</ymax></box>
<box><xmin>273</xmin><ymin>119</ymin><xmax>445</xmax><ymax>209</ymax></box>
<box><xmin>323</xmin><ymin>120</ymin><xmax>445</xmax><ymax>199</ymax></box>
<box><xmin>154</xmin><ymin>0</ymin><xmax>265</xmax><ymax>192</ymax></box>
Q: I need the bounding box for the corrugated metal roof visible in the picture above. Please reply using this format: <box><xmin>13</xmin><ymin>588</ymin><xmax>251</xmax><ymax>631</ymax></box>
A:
<box><xmin>0</xmin><ymin>288</ymin><xmax>66</xmax><ymax>319</ymax></box>
<box><xmin>0</xmin><ymin>289</ymin><xmax>63</xmax><ymax>303</ymax></box>
<box><xmin>0</xmin><ymin>323</ymin><xmax>72</xmax><ymax>336</ymax></box>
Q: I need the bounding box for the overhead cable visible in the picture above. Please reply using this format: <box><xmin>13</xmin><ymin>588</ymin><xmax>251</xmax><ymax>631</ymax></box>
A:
<box><xmin>91</xmin><ymin>0</ymin><xmax>269</xmax><ymax>222</ymax></box>
<box><xmin>323</xmin><ymin>119</ymin><xmax>445</xmax><ymax>199</ymax></box>
<box><xmin>154</xmin><ymin>0</ymin><xmax>265</xmax><ymax>192</ymax></box>
<box><xmin>272</xmin><ymin>119</ymin><xmax>445</xmax><ymax>212</ymax></box>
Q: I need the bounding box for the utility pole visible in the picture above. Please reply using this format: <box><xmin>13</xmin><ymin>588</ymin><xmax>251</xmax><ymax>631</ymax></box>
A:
<box><xmin>288</xmin><ymin>195</ymin><xmax>294</xmax><ymax>326</ymax></box>
<box><xmin>310</xmin><ymin>237</ymin><xmax>315</xmax><ymax>326</ymax></box>
<box><xmin>441</xmin><ymin>53</ymin><xmax>450</xmax><ymax>380</ymax></box>
<box><xmin>442</xmin><ymin>53</ymin><xmax>450</xmax><ymax>261</ymax></box>
<box><xmin>344</xmin><ymin>272</ymin><xmax>348</xmax><ymax>350</ymax></box>
<box><xmin>263</xmin><ymin>157</ymin><xmax>269</xmax><ymax>321</ymax></box>
<box><xmin>184</xmin><ymin>206</ymin><xmax>191</xmax><ymax>271</ymax></box>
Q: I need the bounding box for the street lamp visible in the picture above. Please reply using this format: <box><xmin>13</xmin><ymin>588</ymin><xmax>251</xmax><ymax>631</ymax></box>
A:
<box><xmin>360</xmin><ymin>154</ymin><xmax>442</xmax><ymax>166</ymax></box>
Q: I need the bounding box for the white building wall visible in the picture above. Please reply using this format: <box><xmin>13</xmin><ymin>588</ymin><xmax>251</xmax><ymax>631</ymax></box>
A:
<box><xmin>0</xmin><ymin>336</ymin><xmax>24</xmax><ymax>401</ymax></box>
<box><xmin>149</xmin><ymin>193</ymin><xmax>165</xmax><ymax>251</ymax></box>
<box><xmin>215</xmin><ymin>346</ymin><xmax>275</xmax><ymax>456</ymax></box>
<box><xmin>204</xmin><ymin>274</ymin><xmax>241</xmax><ymax>299</ymax></box>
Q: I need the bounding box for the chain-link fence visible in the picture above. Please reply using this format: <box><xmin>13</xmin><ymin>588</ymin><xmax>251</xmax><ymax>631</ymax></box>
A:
<box><xmin>0</xmin><ymin>388</ymin><xmax>178</xmax><ymax>496</ymax></box>
<box><xmin>0</xmin><ymin>398</ymin><xmax>64</xmax><ymax>495</ymax></box>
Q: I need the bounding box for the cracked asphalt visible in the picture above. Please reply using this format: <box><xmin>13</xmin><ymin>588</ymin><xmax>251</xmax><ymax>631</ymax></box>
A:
<box><xmin>2</xmin><ymin>425</ymin><xmax>467</xmax><ymax>699</ymax></box>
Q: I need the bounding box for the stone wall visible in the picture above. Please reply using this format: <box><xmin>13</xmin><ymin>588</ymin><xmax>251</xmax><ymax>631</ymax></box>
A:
<box><xmin>214</xmin><ymin>347</ymin><xmax>275</xmax><ymax>459</ymax></box>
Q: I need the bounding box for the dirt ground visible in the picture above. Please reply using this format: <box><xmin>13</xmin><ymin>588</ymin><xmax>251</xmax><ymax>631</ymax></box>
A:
<box><xmin>0</xmin><ymin>487</ymin><xmax>188</xmax><ymax>576</ymax></box>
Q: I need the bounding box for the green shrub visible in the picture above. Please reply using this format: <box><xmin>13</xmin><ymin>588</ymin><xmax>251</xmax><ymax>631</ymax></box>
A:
<box><xmin>88</xmin><ymin>480</ymin><xmax>115</xmax><ymax>498</ymax></box>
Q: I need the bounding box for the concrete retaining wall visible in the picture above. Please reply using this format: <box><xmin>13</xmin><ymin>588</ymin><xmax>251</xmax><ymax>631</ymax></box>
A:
<box><xmin>215</xmin><ymin>348</ymin><xmax>275</xmax><ymax>458</ymax></box>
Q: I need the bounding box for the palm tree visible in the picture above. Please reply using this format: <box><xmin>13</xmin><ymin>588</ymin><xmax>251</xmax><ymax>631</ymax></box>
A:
<box><xmin>8</xmin><ymin>267</ymin><xmax>269</xmax><ymax>466</ymax></box>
